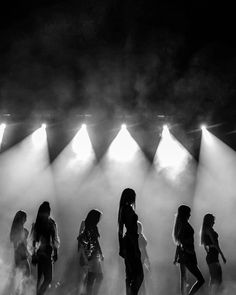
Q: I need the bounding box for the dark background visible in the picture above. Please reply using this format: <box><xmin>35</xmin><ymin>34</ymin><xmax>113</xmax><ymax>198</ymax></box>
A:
<box><xmin>0</xmin><ymin>0</ymin><xmax>236</xmax><ymax>160</ymax></box>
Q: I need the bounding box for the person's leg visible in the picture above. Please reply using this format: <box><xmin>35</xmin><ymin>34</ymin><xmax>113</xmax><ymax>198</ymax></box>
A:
<box><xmin>208</xmin><ymin>263</ymin><xmax>222</xmax><ymax>294</ymax></box>
<box><xmin>132</xmin><ymin>258</ymin><xmax>143</xmax><ymax>295</ymax></box>
<box><xmin>185</xmin><ymin>263</ymin><xmax>205</xmax><ymax>295</ymax></box>
<box><xmin>86</xmin><ymin>272</ymin><xmax>96</xmax><ymax>295</ymax></box>
<box><xmin>180</xmin><ymin>264</ymin><xmax>188</xmax><ymax>295</ymax></box>
<box><xmin>93</xmin><ymin>272</ymin><xmax>103</xmax><ymax>295</ymax></box>
<box><xmin>124</xmin><ymin>258</ymin><xmax>133</xmax><ymax>295</ymax></box>
<box><xmin>37</xmin><ymin>257</ymin><xmax>52</xmax><ymax>295</ymax></box>
<box><xmin>37</xmin><ymin>260</ymin><xmax>43</xmax><ymax>295</ymax></box>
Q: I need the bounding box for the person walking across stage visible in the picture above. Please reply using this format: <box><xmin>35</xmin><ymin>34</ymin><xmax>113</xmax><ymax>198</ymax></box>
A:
<box><xmin>10</xmin><ymin>210</ymin><xmax>31</xmax><ymax>294</ymax></box>
<box><xmin>77</xmin><ymin>209</ymin><xmax>104</xmax><ymax>295</ymax></box>
<box><xmin>173</xmin><ymin>205</ymin><xmax>205</xmax><ymax>295</ymax></box>
<box><xmin>200</xmin><ymin>213</ymin><xmax>226</xmax><ymax>294</ymax></box>
<box><xmin>118</xmin><ymin>188</ymin><xmax>144</xmax><ymax>295</ymax></box>
<box><xmin>31</xmin><ymin>201</ymin><xmax>60</xmax><ymax>295</ymax></box>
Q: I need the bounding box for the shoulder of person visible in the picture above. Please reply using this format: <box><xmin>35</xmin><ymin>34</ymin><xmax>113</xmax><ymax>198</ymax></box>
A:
<box><xmin>49</xmin><ymin>218</ymin><xmax>57</xmax><ymax>227</ymax></box>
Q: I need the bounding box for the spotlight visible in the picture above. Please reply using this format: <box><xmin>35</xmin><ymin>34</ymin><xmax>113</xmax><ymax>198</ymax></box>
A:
<box><xmin>163</xmin><ymin>124</ymin><xmax>168</xmax><ymax>131</ymax></box>
<box><xmin>72</xmin><ymin>124</ymin><xmax>94</xmax><ymax>160</ymax></box>
<box><xmin>108</xmin><ymin>124</ymin><xmax>138</xmax><ymax>162</ymax></box>
<box><xmin>0</xmin><ymin>123</ymin><xmax>6</xmax><ymax>129</ymax></box>
<box><xmin>32</xmin><ymin>125</ymin><xmax>47</xmax><ymax>148</ymax></box>
<box><xmin>201</xmin><ymin>125</ymin><xmax>207</xmax><ymax>131</ymax></box>
<box><xmin>0</xmin><ymin>123</ymin><xmax>6</xmax><ymax>147</ymax></box>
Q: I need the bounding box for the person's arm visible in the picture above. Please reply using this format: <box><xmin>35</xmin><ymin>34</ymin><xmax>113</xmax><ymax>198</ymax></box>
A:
<box><xmin>52</xmin><ymin>220</ymin><xmax>60</xmax><ymax>262</ymax></box>
<box><xmin>207</xmin><ymin>229</ymin><xmax>226</xmax><ymax>263</ymax></box>
<box><xmin>173</xmin><ymin>245</ymin><xmax>180</xmax><ymax>264</ymax></box>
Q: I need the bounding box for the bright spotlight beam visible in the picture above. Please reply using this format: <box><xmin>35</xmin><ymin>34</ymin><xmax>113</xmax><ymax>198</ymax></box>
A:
<box><xmin>0</xmin><ymin>123</ymin><xmax>6</xmax><ymax>149</ymax></box>
<box><xmin>108</xmin><ymin>125</ymin><xmax>139</xmax><ymax>162</ymax></box>
<box><xmin>72</xmin><ymin>124</ymin><xmax>94</xmax><ymax>161</ymax></box>
<box><xmin>32</xmin><ymin>124</ymin><xmax>47</xmax><ymax>148</ymax></box>
<box><xmin>154</xmin><ymin>126</ymin><xmax>192</xmax><ymax>180</ymax></box>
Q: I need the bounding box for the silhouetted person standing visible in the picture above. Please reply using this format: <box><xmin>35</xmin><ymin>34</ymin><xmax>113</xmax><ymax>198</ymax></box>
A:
<box><xmin>200</xmin><ymin>213</ymin><xmax>226</xmax><ymax>294</ymax></box>
<box><xmin>77</xmin><ymin>209</ymin><xmax>104</xmax><ymax>295</ymax></box>
<box><xmin>173</xmin><ymin>205</ymin><xmax>204</xmax><ymax>295</ymax></box>
<box><xmin>118</xmin><ymin>188</ymin><xmax>143</xmax><ymax>295</ymax></box>
<box><xmin>10</xmin><ymin>210</ymin><xmax>30</xmax><ymax>294</ymax></box>
<box><xmin>32</xmin><ymin>201</ymin><xmax>60</xmax><ymax>295</ymax></box>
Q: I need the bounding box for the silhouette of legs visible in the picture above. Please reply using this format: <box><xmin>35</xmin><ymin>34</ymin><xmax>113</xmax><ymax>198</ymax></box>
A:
<box><xmin>185</xmin><ymin>263</ymin><xmax>205</xmax><ymax>295</ymax></box>
<box><xmin>86</xmin><ymin>272</ymin><xmax>103</xmax><ymax>295</ymax></box>
<box><xmin>125</xmin><ymin>256</ymin><xmax>143</xmax><ymax>295</ymax></box>
<box><xmin>208</xmin><ymin>262</ymin><xmax>222</xmax><ymax>294</ymax></box>
<box><xmin>37</xmin><ymin>255</ymin><xmax>52</xmax><ymax>295</ymax></box>
<box><xmin>180</xmin><ymin>264</ymin><xmax>188</xmax><ymax>295</ymax></box>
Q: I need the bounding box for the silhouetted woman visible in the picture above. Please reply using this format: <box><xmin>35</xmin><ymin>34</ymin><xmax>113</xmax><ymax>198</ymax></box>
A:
<box><xmin>137</xmin><ymin>221</ymin><xmax>150</xmax><ymax>295</ymax></box>
<box><xmin>118</xmin><ymin>188</ymin><xmax>143</xmax><ymax>295</ymax></box>
<box><xmin>173</xmin><ymin>205</ymin><xmax>204</xmax><ymax>295</ymax></box>
<box><xmin>77</xmin><ymin>209</ymin><xmax>104</xmax><ymax>295</ymax></box>
<box><xmin>32</xmin><ymin>201</ymin><xmax>60</xmax><ymax>295</ymax></box>
<box><xmin>10</xmin><ymin>210</ymin><xmax>30</xmax><ymax>294</ymax></box>
<box><xmin>200</xmin><ymin>213</ymin><xmax>226</xmax><ymax>294</ymax></box>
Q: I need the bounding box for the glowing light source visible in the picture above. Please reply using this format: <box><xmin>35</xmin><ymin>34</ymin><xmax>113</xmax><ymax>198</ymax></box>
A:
<box><xmin>108</xmin><ymin>125</ymin><xmax>139</xmax><ymax>162</ymax></box>
<box><xmin>0</xmin><ymin>123</ymin><xmax>6</xmax><ymax>148</ymax></box>
<box><xmin>154</xmin><ymin>125</ymin><xmax>191</xmax><ymax>179</ymax></box>
<box><xmin>201</xmin><ymin>125</ymin><xmax>207</xmax><ymax>131</ymax></box>
<box><xmin>72</xmin><ymin>124</ymin><xmax>94</xmax><ymax>160</ymax></box>
<box><xmin>32</xmin><ymin>124</ymin><xmax>47</xmax><ymax>148</ymax></box>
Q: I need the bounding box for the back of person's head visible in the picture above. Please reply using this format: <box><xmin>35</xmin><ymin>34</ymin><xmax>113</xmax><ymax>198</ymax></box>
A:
<box><xmin>203</xmin><ymin>213</ymin><xmax>215</xmax><ymax>227</ymax></box>
<box><xmin>37</xmin><ymin>201</ymin><xmax>51</xmax><ymax>218</ymax></box>
<box><xmin>120</xmin><ymin>188</ymin><xmax>136</xmax><ymax>208</ymax></box>
<box><xmin>34</xmin><ymin>201</ymin><xmax>51</xmax><ymax>239</ymax></box>
<box><xmin>10</xmin><ymin>210</ymin><xmax>27</xmax><ymax>242</ymax></box>
<box><xmin>85</xmin><ymin>209</ymin><xmax>102</xmax><ymax>229</ymax></box>
<box><xmin>177</xmin><ymin>205</ymin><xmax>191</xmax><ymax>222</ymax></box>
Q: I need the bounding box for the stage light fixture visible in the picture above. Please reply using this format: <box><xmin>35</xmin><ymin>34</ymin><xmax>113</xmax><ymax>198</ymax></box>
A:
<box><xmin>201</xmin><ymin>125</ymin><xmax>207</xmax><ymax>131</ymax></box>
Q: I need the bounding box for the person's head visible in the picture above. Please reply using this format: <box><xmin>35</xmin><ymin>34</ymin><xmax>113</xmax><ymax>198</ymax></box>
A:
<box><xmin>37</xmin><ymin>201</ymin><xmax>51</xmax><ymax>218</ymax></box>
<box><xmin>203</xmin><ymin>213</ymin><xmax>215</xmax><ymax>228</ymax></box>
<box><xmin>13</xmin><ymin>210</ymin><xmax>27</xmax><ymax>225</ymax></box>
<box><xmin>200</xmin><ymin>213</ymin><xmax>215</xmax><ymax>246</ymax></box>
<box><xmin>119</xmin><ymin>188</ymin><xmax>136</xmax><ymax>208</ymax></box>
<box><xmin>177</xmin><ymin>205</ymin><xmax>191</xmax><ymax>222</ymax></box>
<box><xmin>10</xmin><ymin>210</ymin><xmax>27</xmax><ymax>242</ymax></box>
<box><xmin>172</xmin><ymin>205</ymin><xmax>191</xmax><ymax>244</ymax></box>
<box><xmin>85</xmin><ymin>209</ymin><xmax>102</xmax><ymax>229</ymax></box>
<box><xmin>118</xmin><ymin>188</ymin><xmax>136</xmax><ymax>227</ymax></box>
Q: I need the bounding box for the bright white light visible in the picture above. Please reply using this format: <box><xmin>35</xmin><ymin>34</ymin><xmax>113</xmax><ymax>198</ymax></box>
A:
<box><xmin>0</xmin><ymin>123</ymin><xmax>6</xmax><ymax>147</ymax></box>
<box><xmin>154</xmin><ymin>126</ymin><xmax>191</xmax><ymax>179</ymax></box>
<box><xmin>108</xmin><ymin>126</ymin><xmax>139</xmax><ymax>162</ymax></box>
<box><xmin>32</xmin><ymin>125</ymin><xmax>47</xmax><ymax>148</ymax></box>
<box><xmin>72</xmin><ymin>124</ymin><xmax>94</xmax><ymax>161</ymax></box>
<box><xmin>201</xmin><ymin>125</ymin><xmax>207</xmax><ymax>131</ymax></box>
